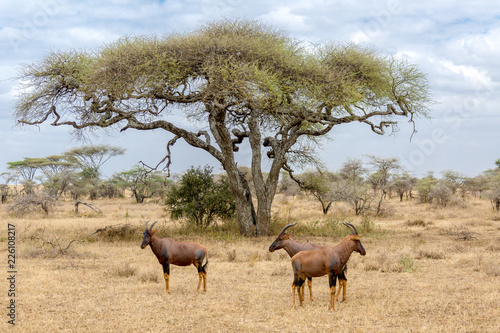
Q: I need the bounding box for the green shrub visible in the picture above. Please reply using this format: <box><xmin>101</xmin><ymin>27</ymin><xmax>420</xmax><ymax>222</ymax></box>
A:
<box><xmin>165</xmin><ymin>166</ymin><xmax>236</xmax><ymax>230</ymax></box>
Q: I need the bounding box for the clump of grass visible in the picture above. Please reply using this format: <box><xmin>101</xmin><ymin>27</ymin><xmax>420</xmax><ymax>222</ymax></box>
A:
<box><xmin>227</xmin><ymin>249</ymin><xmax>237</xmax><ymax>262</ymax></box>
<box><xmin>359</xmin><ymin>216</ymin><xmax>374</xmax><ymax>233</ymax></box>
<box><xmin>406</xmin><ymin>219</ymin><xmax>427</xmax><ymax>227</ymax></box>
<box><xmin>399</xmin><ymin>255</ymin><xmax>417</xmax><ymax>273</ymax></box>
<box><xmin>139</xmin><ymin>271</ymin><xmax>159</xmax><ymax>283</ymax></box>
<box><xmin>112</xmin><ymin>263</ymin><xmax>137</xmax><ymax>278</ymax></box>
<box><xmin>416</xmin><ymin>250</ymin><xmax>445</xmax><ymax>260</ymax></box>
<box><xmin>248</xmin><ymin>251</ymin><xmax>260</xmax><ymax>267</ymax></box>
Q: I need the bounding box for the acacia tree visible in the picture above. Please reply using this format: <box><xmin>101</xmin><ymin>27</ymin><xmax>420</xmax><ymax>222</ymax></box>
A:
<box><xmin>367</xmin><ymin>155</ymin><xmax>401</xmax><ymax>214</ymax></box>
<box><xmin>64</xmin><ymin>145</ymin><xmax>125</xmax><ymax>199</ymax></box>
<box><xmin>39</xmin><ymin>155</ymin><xmax>76</xmax><ymax>197</ymax></box>
<box><xmin>390</xmin><ymin>173</ymin><xmax>415</xmax><ymax>201</ymax></box>
<box><xmin>334</xmin><ymin>158</ymin><xmax>372</xmax><ymax>215</ymax></box>
<box><xmin>287</xmin><ymin>170</ymin><xmax>337</xmax><ymax>214</ymax></box>
<box><xmin>7</xmin><ymin>157</ymin><xmax>47</xmax><ymax>194</ymax></box>
<box><xmin>113</xmin><ymin>165</ymin><xmax>169</xmax><ymax>203</ymax></box>
<box><xmin>14</xmin><ymin>19</ymin><xmax>431</xmax><ymax>235</ymax></box>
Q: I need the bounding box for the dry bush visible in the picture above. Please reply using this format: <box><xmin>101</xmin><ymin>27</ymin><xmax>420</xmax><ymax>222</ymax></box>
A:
<box><xmin>227</xmin><ymin>249</ymin><xmax>237</xmax><ymax>262</ymax></box>
<box><xmin>8</xmin><ymin>193</ymin><xmax>58</xmax><ymax>217</ymax></box>
<box><xmin>88</xmin><ymin>223</ymin><xmax>141</xmax><ymax>242</ymax></box>
<box><xmin>416</xmin><ymin>250</ymin><xmax>445</xmax><ymax>260</ymax></box>
<box><xmin>21</xmin><ymin>227</ymin><xmax>82</xmax><ymax>258</ymax></box>
<box><xmin>442</xmin><ymin>225</ymin><xmax>480</xmax><ymax>241</ymax></box>
<box><xmin>406</xmin><ymin>219</ymin><xmax>427</xmax><ymax>227</ymax></box>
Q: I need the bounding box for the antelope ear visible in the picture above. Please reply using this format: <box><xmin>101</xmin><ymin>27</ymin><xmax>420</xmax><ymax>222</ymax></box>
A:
<box><xmin>351</xmin><ymin>235</ymin><xmax>363</xmax><ymax>240</ymax></box>
<box><xmin>150</xmin><ymin>230</ymin><xmax>158</xmax><ymax>236</ymax></box>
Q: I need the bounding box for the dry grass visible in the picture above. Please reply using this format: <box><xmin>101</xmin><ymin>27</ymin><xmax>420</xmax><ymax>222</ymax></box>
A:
<box><xmin>1</xmin><ymin>196</ymin><xmax>500</xmax><ymax>332</ymax></box>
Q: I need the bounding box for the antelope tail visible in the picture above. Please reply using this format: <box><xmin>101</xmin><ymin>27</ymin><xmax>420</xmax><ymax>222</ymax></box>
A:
<box><xmin>201</xmin><ymin>253</ymin><xmax>208</xmax><ymax>274</ymax></box>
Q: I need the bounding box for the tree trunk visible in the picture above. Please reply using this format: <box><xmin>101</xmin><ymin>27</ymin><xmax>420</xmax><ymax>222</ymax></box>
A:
<box><xmin>377</xmin><ymin>190</ymin><xmax>386</xmax><ymax>214</ymax></box>
<box><xmin>231</xmin><ymin>178</ymin><xmax>256</xmax><ymax>235</ymax></box>
<box><xmin>322</xmin><ymin>201</ymin><xmax>332</xmax><ymax>215</ymax></box>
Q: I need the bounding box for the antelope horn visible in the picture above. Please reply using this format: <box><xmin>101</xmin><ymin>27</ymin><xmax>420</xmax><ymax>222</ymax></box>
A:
<box><xmin>343</xmin><ymin>222</ymin><xmax>358</xmax><ymax>235</ymax></box>
<box><xmin>279</xmin><ymin>222</ymin><xmax>298</xmax><ymax>235</ymax></box>
<box><xmin>145</xmin><ymin>220</ymin><xmax>150</xmax><ymax>230</ymax></box>
<box><xmin>149</xmin><ymin>220</ymin><xmax>158</xmax><ymax>230</ymax></box>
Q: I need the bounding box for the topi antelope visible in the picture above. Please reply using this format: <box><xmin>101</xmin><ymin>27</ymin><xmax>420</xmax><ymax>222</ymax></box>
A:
<box><xmin>140</xmin><ymin>220</ymin><xmax>208</xmax><ymax>293</ymax></box>
<box><xmin>269</xmin><ymin>223</ymin><xmax>349</xmax><ymax>303</ymax></box>
<box><xmin>291</xmin><ymin>222</ymin><xmax>365</xmax><ymax>311</ymax></box>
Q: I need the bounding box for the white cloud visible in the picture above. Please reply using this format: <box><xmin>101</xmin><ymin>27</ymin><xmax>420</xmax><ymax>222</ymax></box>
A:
<box><xmin>259</xmin><ymin>7</ymin><xmax>308</xmax><ymax>31</ymax></box>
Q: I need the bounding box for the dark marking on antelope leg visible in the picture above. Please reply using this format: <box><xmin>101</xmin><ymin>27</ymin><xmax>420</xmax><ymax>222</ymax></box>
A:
<box><xmin>329</xmin><ymin>272</ymin><xmax>337</xmax><ymax>311</ymax></box>
<box><xmin>163</xmin><ymin>263</ymin><xmax>170</xmax><ymax>294</ymax></box>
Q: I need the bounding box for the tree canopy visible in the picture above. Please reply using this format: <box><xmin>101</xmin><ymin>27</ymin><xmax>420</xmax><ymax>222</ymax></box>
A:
<box><xmin>14</xmin><ymin>19</ymin><xmax>431</xmax><ymax>235</ymax></box>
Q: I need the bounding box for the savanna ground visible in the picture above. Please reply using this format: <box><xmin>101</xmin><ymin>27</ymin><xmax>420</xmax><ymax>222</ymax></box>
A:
<box><xmin>1</xmin><ymin>193</ymin><xmax>500</xmax><ymax>332</ymax></box>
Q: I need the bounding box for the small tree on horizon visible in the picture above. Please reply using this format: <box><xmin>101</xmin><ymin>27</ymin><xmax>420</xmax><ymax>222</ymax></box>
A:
<box><xmin>367</xmin><ymin>155</ymin><xmax>401</xmax><ymax>214</ymax></box>
<box><xmin>113</xmin><ymin>165</ymin><xmax>170</xmax><ymax>203</ymax></box>
<box><xmin>286</xmin><ymin>169</ymin><xmax>338</xmax><ymax>215</ymax></box>
<box><xmin>64</xmin><ymin>145</ymin><xmax>125</xmax><ymax>200</ymax></box>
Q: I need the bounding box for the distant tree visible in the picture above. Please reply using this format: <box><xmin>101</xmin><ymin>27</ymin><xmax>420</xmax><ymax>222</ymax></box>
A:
<box><xmin>165</xmin><ymin>166</ymin><xmax>236</xmax><ymax>229</ymax></box>
<box><xmin>7</xmin><ymin>157</ymin><xmax>47</xmax><ymax>194</ymax></box>
<box><xmin>334</xmin><ymin>159</ymin><xmax>372</xmax><ymax>215</ymax></box>
<box><xmin>390</xmin><ymin>173</ymin><xmax>416</xmax><ymax>201</ymax></box>
<box><xmin>0</xmin><ymin>172</ymin><xmax>16</xmax><ymax>204</ymax></box>
<box><xmin>429</xmin><ymin>181</ymin><xmax>453</xmax><ymax>207</ymax></box>
<box><xmin>415</xmin><ymin>172</ymin><xmax>437</xmax><ymax>204</ymax></box>
<box><xmin>39</xmin><ymin>155</ymin><xmax>76</xmax><ymax>198</ymax></box>
<box><xmin>483</xmin><ymin>169</ymin><xmax>500</xmax><ymax>211</ymax></box>
<box><xmin>495</xmin><ymin>159</ymin><xmax>500</xmax><ymax>169</ymax></box>
<box><xmin>113</xmin><ymin>165</ymin><xmax>170</xmax><ymax>203</ymax></box>
<box><xmin>466</xmin><ymin>174</ymin><xmax>490</xmax><ymax>197</ymax></box>
<box><xmin>98</xmin><ymin>179</ymin><xmax>124</xmax><ymax>199</ymax></box>
<box><xmin>278</xmin><ymin>171</ymin><xmax>301</xmax><ymax>196</ymax></box>
<box><xmin>441</xmin><ymin>170</ymin><xmax>468</xmax><ymax>197</ymax></box>
<box><xmin>15</xmin><ymin>19</ymin><xmax>431</xmax><ymax>235</ymax></box>
<box><xmin>64</xmin><ymin>145</ymin><xmax>125</xmax><ymax>199</ymax></box>
<box><xmin>367</xmin><ymin>156</ymin><xmax>401</xmax><ymax>214</ymax></box>
<box><xmin>287</xmin><ymin>170</ymin><xmax>338</xmax><ymax>214</ymax></box>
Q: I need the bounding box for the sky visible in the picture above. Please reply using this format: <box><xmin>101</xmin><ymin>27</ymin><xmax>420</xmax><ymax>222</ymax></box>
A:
<box><xmin>0</xmin><ymin>0</ymin><xmax>499</xmax><ymax>180</ymax></box>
